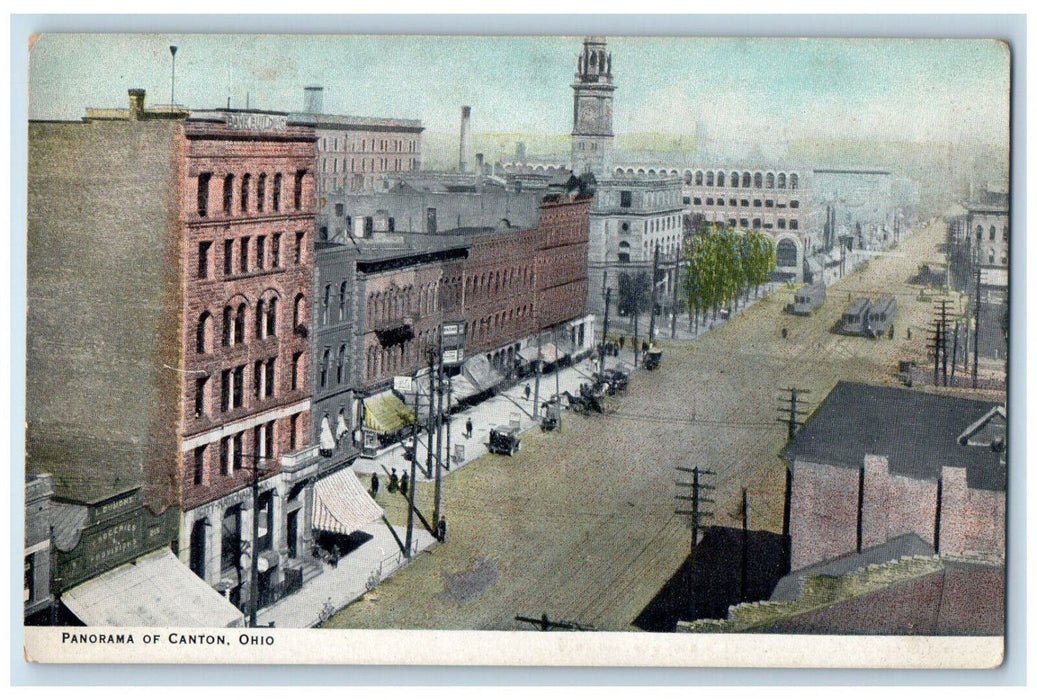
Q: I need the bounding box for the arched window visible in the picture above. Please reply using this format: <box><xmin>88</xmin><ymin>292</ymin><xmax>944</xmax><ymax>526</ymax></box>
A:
<box><xmin>196</xmin><ymin>312</ymin><xmax>212</xmax><ymax>353</ymax></box>
<box><xmin>223</xmin><ymin>174</ymin><xmax>234</xmax><ymax>214</ymax></box>
<box><xmin>240</xmin><ymin>174</ymin><xmax>251</xmax><ymax>213</ymax></box>
<box><xmin>766</xmin><ymin>172</ymin><xmax>775</xmax><ymax>188</ymax></box>
<box><xmin>777</xmin><ymin>239</ymin><xmax>798</xmax><ymax>267</ymax></box>
<box><xmin>222</xmin><ymin>305</ymin><xmax>232</xmax><ymax>346</ymax></box>
<box><xmin>320</xmin><ymin>348</ymin><xmax>330</xmax><ymax>388</ymax></box>
<box><xmin>706</xmin><ymin>171</ymin><xmax>715</xmax><ymax>187</ymax></box>
<box><xmin>337</xmin><ymin>345</ymin><xmax>346</xmax><ymax>384</ymax></box>
<box><xmin>266</xmin><ymin>297</ymin><xmax>277</xmax><ymax>337</ymax></box>
<box><xmin>729</xmin><ymin>171</ymin><xmax>739</xmax><ymax>188</ymax></box>
<box><xmin>742</xmin><ymin>172</ymin><xmax>751</xmax><ymax>188</ymax></box>
<box><xmin>257</xmin><ymin>173</ymin><xmax>267</xmax><ymax>212</ymax></box>
<box><xmin>695</xmin><ymin>171</ymin><xmax>704</xmax><ymax>186</ymax></box>
<box><xmin>234</xmin><ymin>304</ymin><xmax>246</xmax><ymax>344</ymax></box>
<box><xmin>255</xmin><ymin>299</ymin><xmax>266</xmax><ymax>339</ymax></box>
<box><xmin>294</xmin><ymin>293</ymin><xmax>306</xmax><ymax>330</ymax></box>
<box><xmin>272</xmin><ymin>173</ymin><xmax>282</xmax><ymax>212</ymax></box>
<box><xmin>322</xmin><ymin>284</ymin><xmax>331</xmax><ymax>325</ymax></box>
<box><xmin>989</xmin><ymin>225</ymin><xmax>996</xmax><ymax>241</ymax></box>
<box><xmin>789</xmin><ymin>173</ymin><xmax>799</xmax><ymax>190</ymax></box>
<box><xmin>339</xmin><ymin>281</ymin><xmax>348</xmax><ymax>320</ymax></box>
<box><xmin>753</xmin><ymin>172</ymin><xmax>763</xmax><ymax>188</ymax></box>
<box><xmin>976</xmin><ymin>225</ymin><xmax>984</xmax><ymax>240</ymax></box>
<box><xmin>777</xmin><ymin>173</ymin><xmax>787</xmax><ymax>189</ymax></box>
<box><xmin>717</xmin><ymin>172</ymin><xmax>726</xmax><ymax>187</ymax></box>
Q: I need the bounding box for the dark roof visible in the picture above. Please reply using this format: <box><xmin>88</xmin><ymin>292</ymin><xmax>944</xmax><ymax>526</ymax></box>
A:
<box><xmin>770</xmin><ymin>533</ymin><xmax>934</xmax><ymax>602</ymax></box>
<box><xmin>786</xmin><ymin>382</ymin><xmax>1003</xmax><ymax>491</ymax></box>
<box><xmin>354</xmin><ymin>234</ymin><xmax>469</xmax><ymax>272</ymax></box>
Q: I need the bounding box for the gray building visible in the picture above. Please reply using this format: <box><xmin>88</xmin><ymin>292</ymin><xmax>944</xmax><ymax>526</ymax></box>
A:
<box><xmin>24</xmin><ymin>474</ymin><xmax>54</xmax><ymax>624</ymax></box>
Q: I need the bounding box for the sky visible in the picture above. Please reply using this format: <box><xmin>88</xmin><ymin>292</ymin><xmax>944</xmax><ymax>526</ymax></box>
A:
<box><xmin>27</xmin><ymin>34</ymin><xmax>1010</xmax><ymax>147</ymax></box>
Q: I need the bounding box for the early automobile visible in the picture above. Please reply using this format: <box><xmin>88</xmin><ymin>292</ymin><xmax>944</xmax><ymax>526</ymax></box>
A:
<box><xmin>643</xmin><ymin>349</ymin><xmax>663</xmax><ymax>371</ymax></box>
<box><xmin>488</xmin><ymin>425</ymin><xmax>522</xmax><ymax>455</ymax></box>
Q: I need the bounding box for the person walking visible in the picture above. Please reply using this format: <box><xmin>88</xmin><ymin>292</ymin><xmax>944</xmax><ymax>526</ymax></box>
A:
<box><xmin>524</xmin><ymin>384</ymin><xmax>531</xmax><ymax>401</ymax></box>
<box><xmin>436</xmin><ymin>516</ymin><xmax>448</xmax><ymax>543</ymax></box>
<box><xmin>399</xmin><ymin>472</ymin><xmax>409</xmax><ymax>498</ymax></box>
<box><xmin>388</xmin><ymin>468</ymin><xmax>399</xmax><ymax>493</ymax></box>
<box><xmin>465</xmin><ymin>417</ymin><xmax>473</xmax><ymax>439</ymax></box>
<box><xmin>370</xmin><ymin>472</ymin><xmax>380</xmax><ymax>497</ymax></box>
<box><xmin>619</xmin><ymin>336</ymin><xmax>625</xmax><ymax>350</ymax></box>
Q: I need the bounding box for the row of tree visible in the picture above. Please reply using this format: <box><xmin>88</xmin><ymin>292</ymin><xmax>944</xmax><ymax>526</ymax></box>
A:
<box><xmin>683</xmin><ymin>227</ymin><xmax>776</xmax><ymax>329</ymax></box>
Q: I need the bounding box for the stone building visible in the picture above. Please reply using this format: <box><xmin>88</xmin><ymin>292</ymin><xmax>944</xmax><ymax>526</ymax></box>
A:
<box><xmin>290</xmin><ymin>86</ymin><xmax>424</xmax><ymax>196</ymax></box>
<box><xmin>28</xmin><ymin>91</ymin><xmax>320</xmax><ymax>619</ymax></box>
<box><xmin>784</xmin><ymin>382</ymin><xmax>1005</xmax><ymax>572</ymax></box>
<box><xmin>587</xmin><ymin>176</ymin><xmax>684</xmax><ymax>319</ymax></box>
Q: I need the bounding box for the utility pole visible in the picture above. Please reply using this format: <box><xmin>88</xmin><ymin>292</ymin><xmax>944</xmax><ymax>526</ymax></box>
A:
<box><xmin>555</xmin><ymin>332</ymin><xmax>562</xmax><ymax>433</ymax></box>
<box><xmin>405</xmin><ymin>386</ymin><xmax>420</xmax><ymax>558</ymax></box>
<box><xmin>600</xmin><ymin>287</ymin><xmax>612</xmax><ymax>372</ymax></box>
<box><xmin>951</xmin><ymin>321</ymin><xmax>959</xmax><ymax>383</ymax></box>
<box><xmin>778</xmin><ymin>387</ymin><xmax>810</xmax><ymax>442</ymax></box>
<box><xmin>671</xmin><ymin>249</ymin><xmax>681</xmax><ymax>339</ymax></box>
<box><xmin>632</xmin><ymin>308</ymin><xmax>640</xmax><ymax>369</ymax></box>
<box><xmin>243</xmin><ymin>452</ymin><xmax>270</xmax><ymax>627</ymax></box>
<box><xmin>973</xmin><ymin>263</ymin><xmax>981</xmax><ymax>389</ymax></box>
<box><xmin>675</xmin><ymin>466</ymin><xmax>715</xmax><ymax>549</ymax></box>
<box><xmin>425</xmin><ymin>348</ymin><xmax>436</xmax><ymax>481</ymax></box>
<box><xmin>648</xmin><ymin>244</ymin><xmax>660</xmax><ymax>343</ymax></box>
<box><xmin>433</xmin><ymin>359</ymin><xmax>445</xmax><ymax>527</ymax></box>
<box><xmin>927</xmin><ymin>309</ymin><xmax>942</xmax><ymax>386</ymax></box>
<box><xmin>533</xmin><ymin>329</ymin><xmax>542</xmax><ymax>421</ymax></box>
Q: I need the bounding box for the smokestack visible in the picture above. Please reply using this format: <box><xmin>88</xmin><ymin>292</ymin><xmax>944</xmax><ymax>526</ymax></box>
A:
<box><xmin>459</xmin><ymin>106</ymin><xmax>472</xmax><ymax>173</ymax></box>
<box><xmin>304</xmin><ymin>86</ymin><xmax>324</xmax><ymax>114</ymax></box>
<box><xmin>128</xmin><ymin>89</ymin><xmax>146</xmax><ymax>121</ymax></box>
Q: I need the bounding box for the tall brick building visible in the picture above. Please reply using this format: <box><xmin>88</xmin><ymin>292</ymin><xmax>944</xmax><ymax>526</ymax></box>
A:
<box><xmin>28</xmin><ymin>92</ymin><xmax>320</xmax><ymax>615</ymax></box>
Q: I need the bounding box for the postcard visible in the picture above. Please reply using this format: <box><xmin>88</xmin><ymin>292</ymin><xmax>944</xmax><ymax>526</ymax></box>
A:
<box><xmin>22</xmin><ymin>32</ymin><xmax>1010</xmax><ymax>668</ymax></box>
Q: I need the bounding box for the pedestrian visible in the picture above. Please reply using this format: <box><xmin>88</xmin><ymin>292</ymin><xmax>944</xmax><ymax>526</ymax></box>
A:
<box><xmin>907</xmin><ymin>327</ymin><xmax>912</xmax><ymax>340</ymax></box>
<box><xmin>465</xmin><ymin>417</ymin><xmax>473</xmax><ymax>439</ymax></box>
<box><xmin>388</xmin><ymin>468</ymin><xmax>399</xmax><ymax>493</ymax></box>
<box><xmin>370</xmin><ymin>472</ymin><xmax>380</xmax><ymax>497</ymax></box>
<box><xmin>524</xmin><ymin>384</ymin><xmax>531</xmax><ymax>401</ymax></box>
<box><xmin>436</xmin><ymin>516</ymin><xmax>448</xmax><ymax>543</ymax></box>
<box><xmin>619</xmin><ymin>336</ymin><xmax>625</xmax><ymax>350</ymax></box>
<box><xmin>641</xmin><ymin>340</ymin><xmax>649</xmax><ymax>354</ymax></box>
<box><xmin>399</xmin><ymin>472</ymin><xmax>409</xmax><ymax>498</ymax></box>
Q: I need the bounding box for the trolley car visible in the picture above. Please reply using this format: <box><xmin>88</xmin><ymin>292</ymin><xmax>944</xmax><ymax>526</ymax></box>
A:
<box><xmin>865</xmin><ymin>295</ymin><xmax>898</xmax><ymax>338</ymax></box>
<box><xmin>789</xmin><ymin>282</ymin><xmax>827</xmax><ymax>316</ymax></box>
<box><xmin>838</xmin><ymin>298</ymin><xmax>872</xmax><ymax>336</ymax></box>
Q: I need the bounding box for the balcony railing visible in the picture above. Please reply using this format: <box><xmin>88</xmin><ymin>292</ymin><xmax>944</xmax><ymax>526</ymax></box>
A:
<box><xmin>281</xmin><ymin>444</ymin><xmax>320</xmax><ymax>473</ymax></box>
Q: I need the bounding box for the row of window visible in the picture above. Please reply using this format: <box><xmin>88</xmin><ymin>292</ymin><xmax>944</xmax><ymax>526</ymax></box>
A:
<box><xmin>195</xmin><ymin>294</ymin><xmax>307</xmax><ymax>354</ymax></box>
<box><xmin>320</xmin><ymin>282</ymin><xmax>350</xmax><ymax>326</ymax></box>
<box><xmin>197</xmin><ymin>231</ymin><xmax>307</xmax><ymax>280</ymax></box>
<box><xmin>192</xmin><ymin>352</ymin><xmax>305</xmax><ymax>419</ymax></box>
<box><xmin>320</xmin><ymin>136</ymin><xmax>418</xmax><ymax>154</ymax></box>
<box><xmin>191</xmin><ymin>416</ymin><xmax>301</xmax><ymax>487</ymax></box>
<box><xmin>319</xmin><ymin>345</ymin><xmax>349</xmax><ymax>389</ymax></box>
<box><xmin>702</xmin><ymin>217</ymin><xmax>800</xmax><ymax>231</ymax></box>
<box><xmin>320</xmin><ymin>157</ymin><xmax>418</xmax><ymax>174</ymax></box>
<box><xmin>975</xmin><ymin>224</ymin><xmax>1008</xmax><ymax>242</ymax></box>
<box><xmin>693</xmin><ymin>197</ymin><xmax>800</xmax><ymax>209</ymax></box>
<box><xmin>464</xmin><ymin>266</ymin><xmax>534</xmax><ymax>303</ymax></box>
<box><xmin>690</xmin><ymin>171</ymin><xmax>801</xmax><ymax>189</ymax></box>
<box><xmin>470</xmin><ymin>304</ymin><xmax>534</xmax><ymax>344</ymax></box>
<box><xmin>196</xmin><ymin>170</ymin><xmax>306</xmax><ymax>218</ymax></box>
<box><xmin>617</xmin><ymin>189</ymin><xmax>682</xmax><ymax>209</ymax></box>
<box><xmin>365</xmin><ymin>327</ymin><xmax>442</xmax><ymax>379</ymax></box>
<box><xmin>366</xmin><ymin>278</ymin><xmax>464</xmax><ymax>328</ymax></box>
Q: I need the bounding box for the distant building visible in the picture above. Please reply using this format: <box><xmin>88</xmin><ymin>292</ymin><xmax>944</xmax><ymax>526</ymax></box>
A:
<box><xmin>962</xmin><ymin>187</ymin><xmax>1009</xmax><ymax>269</ymax></box>
<box><xmin>571</xmin><ymin>36</ymin><xmax>615</xmax><ymax>177</ymax></box>
<box><xmin>784</xmin><ymin>382</ymin><xmax>1005</xmax><ymax>572</ymax></box>
<box><xmin>290</xmin><ymin>86</ymin><xmax>424</xmax><ymax>196</ymax></box>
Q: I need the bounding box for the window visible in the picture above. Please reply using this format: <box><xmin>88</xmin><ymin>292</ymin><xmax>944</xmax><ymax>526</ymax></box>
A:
<box><xmin>193</xmin><ymin>446</ymin><xmax>205</xmax><ymax>485</ymax></box>
<box><xmin>256</xmin><ymin>491</ymin><xmax>273</xmax><ymax>552</ymax></box>
<box><xmin>266</xmin><ymin>298</ymin><xmax>277</xmax><ymax>337</ymax></box>
<box><xmin>220</xmin><ymin>437</ymin><xmax>231</xmax><ymax>476</ymax></box>
<box><xmin>753</xmin><ymin>199</ymin><xmax>762</xmax><ymax>208</ymax></box>
<box><xmin>976</xmin><ymin>225</ymin><xmax>984</xmax><ymax>240</ymax></box>
<box><xmin>295</xmin><ymin>231</ymin><xmax>305</xmax><ymax>264</ymax></box>
<box><xmin>257</xmin><ymin>174</ymin><xmax>267</xmax><ymax>212</ymax></box>
<box><xmin>777</xmin><ymin>239</ymin><xmax>798</xmax><ymax>267</ymax></box>
<box><xmin>741</xmin><ymin>199</ymin><xmax>749</xmax><ymax>207</ymax></box>
<box><xmin>322</xmin><ymin>284</ymin><xmax>331</xmax><ymax>325</ymax></box>
<box><xmin>223</xmin><ymin>239</ymin><xmax>233</xmax><ymax>276</ymax></box>
<box><xmin>989</xmin><ymin>226</ymin><xmax>996</xmax><ymax>241</ymax></box>
<box><xmin>335</xmin><ymin>203</ymin><xmax>344</xmax><ymax>217</ymax></box>
<box><xmin>294</xmin><ymin>170</ymin><xmax>305</xmax><ymax>210</ymax></box>
<box><xmin>240</xmin><ymin>237</ymin><xmax>250</xmax><ymax>273</ymax></box>
<box><xmin>293</xmin><ymin>294</ymin><xmax>306</xmax><ymax>331</ymax></box>
<box><xmin>790</xmin><ymin>219</ymin><xmax>799</xmax><ymax>230</ymax></box>
<box><xmin>706</xmin><ymin>198</ymin><xmax>714</xmax><ymax>206</ymax></box>
<box><xmin>765</xmin><ymin>200</ymin><xmax>774</xmax><ymax>208</ymax></box>
<box><xmin>272</xmin><ymin>233</ymin><xmax>281</xmax><ymax>267</ymax></box>
<box><xmin>198</xmin><ymin>241</ymin><xmax>211</xmax><ymax>279</ymax></box>
<box><xmin>620</xmin><ymin>190</ymin><xmax>632</xmax><ymax>207</ymax></box>
<box><xmin>196</xmin><ymin>312</ymin><xmax>211</xmax><ymax>353</ymax></box>
<box><xmin>266</xmin><ymin>358</ymin><xmax>275</xmax><ymax>398</ymax></box>
<box><xmin>221</xmin><ymin>369</ymin><xmax>232</xmax><ymax>412</ymax></box>
<box><xmin>272</xmin><ymin>173</ymin><xmax>282</xmax><ymax>211</ymax></box>
<box><xmin>234</xmin><ymin>304</ymin><xmax>246</xmax><ymax>345</ymax></box>
<box><xmin>194</xmin><ymin>377</ymin><xmax>207</xmax><ymax>417</ymax></box>
<box><xmin>778</xmin><ymin>219</ymin><xmax>787</xmax><ymax>229</ymax></box>
<box><xmin>291</xmin><ymin>352</ymin><xmax>302</xmax><ymax>391</ymax></box>
<box><xmin>223</xmin><ymin>174</ymin><xmax>234</xmax><ymax>213</ymax></box>
<box><xmin>222</xmin><ymin>305</ymin><xmax>232</xmax><ymax>346</ymax></box>
<box><xmin>254</xmin><ymin>360</ymin><xmax>264</xmax><ymax>400</ymax></box>
<box><xmin>320</xmin><ymin>348</ymin><xmax>330</xmax><ymax>388</ymax></box>
<box><xmin>256</xmin><ymin>235</ymin><xmax>266</xmax><ymax>270</ymax></box>
<box><xmin>220</xmin><ymin>505</ymin><xmax>240</xmax><ymax>577</ymax></box>
<box><xmin>240</xmin><ymin>174</ymin><xmax>251</xmax><ymax>213</ymax></box>
<box><xmin>233</xmin><ymin>432</ymin><xmax>243</xmax><ymax>472</ymax></box>
<box><xmin>693</xmin><ymin>197</ymin><xmax>701</xmax><ymax>206</ymax></box>
<box><xmin>339</xmin><ymin>282</ymin><xmax>347</xmax><ymax>321</ymax></box>
<box><xmin>196</xmin><ymin>173</ymin><xmax>212</xmax><ymax>217</ymax></box>
<box><xmin>337</xmin><ymin>345</ymin><xmax>346</xmax><ymax>384</ymax></box>
<box><xmin>790</xmin><ymin>200</ymin><xmax>799</xmax><ymax>209</ymax></box>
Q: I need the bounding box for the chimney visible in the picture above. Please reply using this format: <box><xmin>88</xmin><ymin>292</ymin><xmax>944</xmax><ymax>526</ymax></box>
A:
<box><xmin>304</xmin><ymin>86</ymin><xmax>324</xmax><ymax>114</ymax></box>
<box><xmin>128</xmin><ymin>89</ymin><xmax>146</xmax><ymax>121</ymax></box>
<box><xmin>459</xmin><ymin>106</ymin><xmax>472</xmax><ymax>173</ymax></box>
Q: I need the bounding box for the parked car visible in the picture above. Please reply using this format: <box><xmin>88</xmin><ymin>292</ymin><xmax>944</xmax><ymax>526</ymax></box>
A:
<box><xmin>488</xmin><ymin>425</ymin><xmax>522</xmax><ymax>456</ymax></box>
<box><xmin>643</xmin><ymin>349</ymin><xmax>663</xmax><ymax>370</ymax></box>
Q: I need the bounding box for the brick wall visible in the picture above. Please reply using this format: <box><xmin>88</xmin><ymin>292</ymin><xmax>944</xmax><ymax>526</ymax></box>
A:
<box><xmin>789</xmin><ymin>460</ymin><xmax>859</xmax><ymax>570</ymax></box>
<box><xmin>536</xmin><ymin>198</ymin><xmax>591</xmax><ymax>329</ymax></box>
<box><xmin>462</xmin><ymin>230</ymin><xmax>540</xmax><ymax>354</ymax></box>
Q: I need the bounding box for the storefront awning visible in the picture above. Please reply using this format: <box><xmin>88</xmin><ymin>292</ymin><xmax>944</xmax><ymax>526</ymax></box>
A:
<box><xmin>447</xmin><ymin>375</ymin><xmax>479</xmax><ymax>402</ymax></box>
<box><xmin>518</xmin><ymin>346</ymin><xmax>540</xmax><ymax>364</ymax></box>
<box><xmin>60</xmin><ymin>549</ymin><xmax>244</xmax><ymax>628</ymax></box>
<box><xmin>463</xmin><ymin>355</ymin><xmax>504</xmax><ymax>392</ymax></box>
<box><xmin>320</xmin><ymin>415</ymin><xmax>336</xmax><ymax>451</ymax></box>
<box><xmin>364</xmin><ymin>391</ymin><xmax>416</xmax><ymax>434</ymax></box>
<box><xmin>539</xmin><ymin>342</ymin><xmax>561</xmax><ymax>364</ymax></box>
<box><xmin>313</xmin><ymin>468</ymin><xmax>384</xmax><ymax>536</ymax></box>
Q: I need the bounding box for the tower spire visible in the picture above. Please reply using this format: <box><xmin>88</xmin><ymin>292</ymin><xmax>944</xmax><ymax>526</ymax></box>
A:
<box><xmin>571</xmin><ymin>36</ymin><xmax>615</xmax><ymax>177</ymax></box>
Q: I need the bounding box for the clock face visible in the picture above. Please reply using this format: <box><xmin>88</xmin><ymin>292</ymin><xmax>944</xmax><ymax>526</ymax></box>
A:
<box><xmin>578</xmin><ymin>98</ymin><xmax>598</xmax><ymax>131</ymax></box>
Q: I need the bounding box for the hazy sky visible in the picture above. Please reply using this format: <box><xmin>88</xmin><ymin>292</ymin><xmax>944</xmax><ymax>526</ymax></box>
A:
<box><xmin>28</xmin><ymin>34</ymin><xmax>1010</xmax><ymax>146</ymax></box>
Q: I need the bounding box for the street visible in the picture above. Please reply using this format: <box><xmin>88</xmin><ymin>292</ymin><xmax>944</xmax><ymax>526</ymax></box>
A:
<box><xmin>326</xmin><ymin>219</ymin><xmax>1004</xmax><ymax>632</ymax></box>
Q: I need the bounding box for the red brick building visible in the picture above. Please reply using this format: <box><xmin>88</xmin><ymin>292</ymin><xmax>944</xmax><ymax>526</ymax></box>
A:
<box><xmin>28</xmin><ymin>92</ymin><xmax>321</xmax><ymax>614</ymax></box>
<box><xmin>785</xmin><ymin>382</ymin><xmax>1005</xmax><ymax>571</ymax></box>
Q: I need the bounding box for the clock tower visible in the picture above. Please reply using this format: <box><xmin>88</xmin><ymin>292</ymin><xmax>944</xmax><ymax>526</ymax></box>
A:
<box><xmin>571</xmin><ymin>36</ymin><xmax>615</xmax><ymax>177</ymax></box>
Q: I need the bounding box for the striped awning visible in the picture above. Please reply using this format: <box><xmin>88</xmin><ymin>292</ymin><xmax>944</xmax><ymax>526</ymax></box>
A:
<box><xmin>60</xmin><ymin>549</ymin><xmax>244</xmax><ymax>628</ymax></box>
<box><xmin>363</xmin><ymin>391</ymin><xmax>416</xmax><ymax>434</ymax></box>
<box><xmin>312</xmin><ymin>468</ymin><xmax>384</xmax><ymax>536</ymax></box>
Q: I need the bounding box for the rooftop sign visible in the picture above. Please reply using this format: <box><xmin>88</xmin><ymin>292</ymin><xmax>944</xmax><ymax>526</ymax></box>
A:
<box><xmin>226</xmin><ymin>113</ymin><xmax>287</xmax><ymax>132</ymax></box>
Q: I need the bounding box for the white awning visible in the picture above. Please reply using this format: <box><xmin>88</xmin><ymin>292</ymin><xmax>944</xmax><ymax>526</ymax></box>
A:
<box><xmin>60</xmin><ymin>548</ymin><xmax>244</xmax><ymax>628</ymax></box>
<box><xmin>320</xmin><ymin>416</ymin><xmax>336</xmax><ymax>451</ymax></box>
<box><xmin>313</xmin><ymin>468</ymin><xmax>384</xmax><ymax>536</ymax></box>
<box><xmin>447</xmin><ymin>375</ymin><xmax>479</xmax><ymax>402</ymax></box>
<box><xmin>518</xmin><ymin>346</ymin><xmax>540</xmax><ymax>364</ymax></box>
<box><xmin>539</xmin><ymin>343</ymin><xmax>560</xmax><ymax>364</ymax></box>
<box><xmin>336</xmin><ymin>413</ymin><xmax>349</xmax><ymax>439</ymax></box>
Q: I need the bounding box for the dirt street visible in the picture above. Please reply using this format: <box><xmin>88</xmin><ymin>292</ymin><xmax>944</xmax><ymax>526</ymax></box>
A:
<box><xmin>327</xmin><ymin>219</ymin><xmax>1003</xmax><ymax>632</ymax></box>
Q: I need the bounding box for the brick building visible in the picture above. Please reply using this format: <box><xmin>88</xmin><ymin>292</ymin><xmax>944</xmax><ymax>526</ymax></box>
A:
<box><xmin>28</xmin><ymin>91</ymin><xmax>320</xmax><ymax>618</ymax></box>
<box><xmin>785</xmin><ymin>382</ymin><xmax>1005</xmax><ymax>571</ymax></box>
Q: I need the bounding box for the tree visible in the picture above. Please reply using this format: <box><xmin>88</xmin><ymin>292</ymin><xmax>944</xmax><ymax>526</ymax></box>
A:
<box><xmin>618</xmin><ymin>270</ymin><xmax>652</xmax><ymax>318</ymax></box>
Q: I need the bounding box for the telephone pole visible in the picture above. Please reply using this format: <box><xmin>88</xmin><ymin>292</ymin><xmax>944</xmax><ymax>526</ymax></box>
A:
<box><xmin>600</xmin><ymin>287</ymin><xmax>612</xmax><ymax>372</ymax></box>
<box><xmin>973</xmin><ymin>263</ymin><xmax>981</xmax><ymax>389</ymax></box>
<box><xmin>671</xmin><ymin>248</ymin><xmax>682</xmax><ymax>339</ymax></box>
<box><xmin>533</xmin><ymin>328</ymin><xmax>542</xmax><ymax>420</ymax></box>
<box><xmin>675</xmin><ymin>466</ymin><xmax>715</xmax><ymax>549</ymax></box>
<box><xmin>778</xmin><ymin>387</ymin><xmax>811</xmax><ymax>443</ymax></box>
<box><xmin>433</xmin><ymin>361</ymin><xmax>445</xmax><ymax>527</ymax></box>
<box><xmin>648</xmin><ymin>244</ymin><xmax>660</xmax><ymax>343</ymax></box>
<box><xmin>405</xmin><ymin>386</ymin><xmax>420</xmax><ymax>558</ymax></box>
